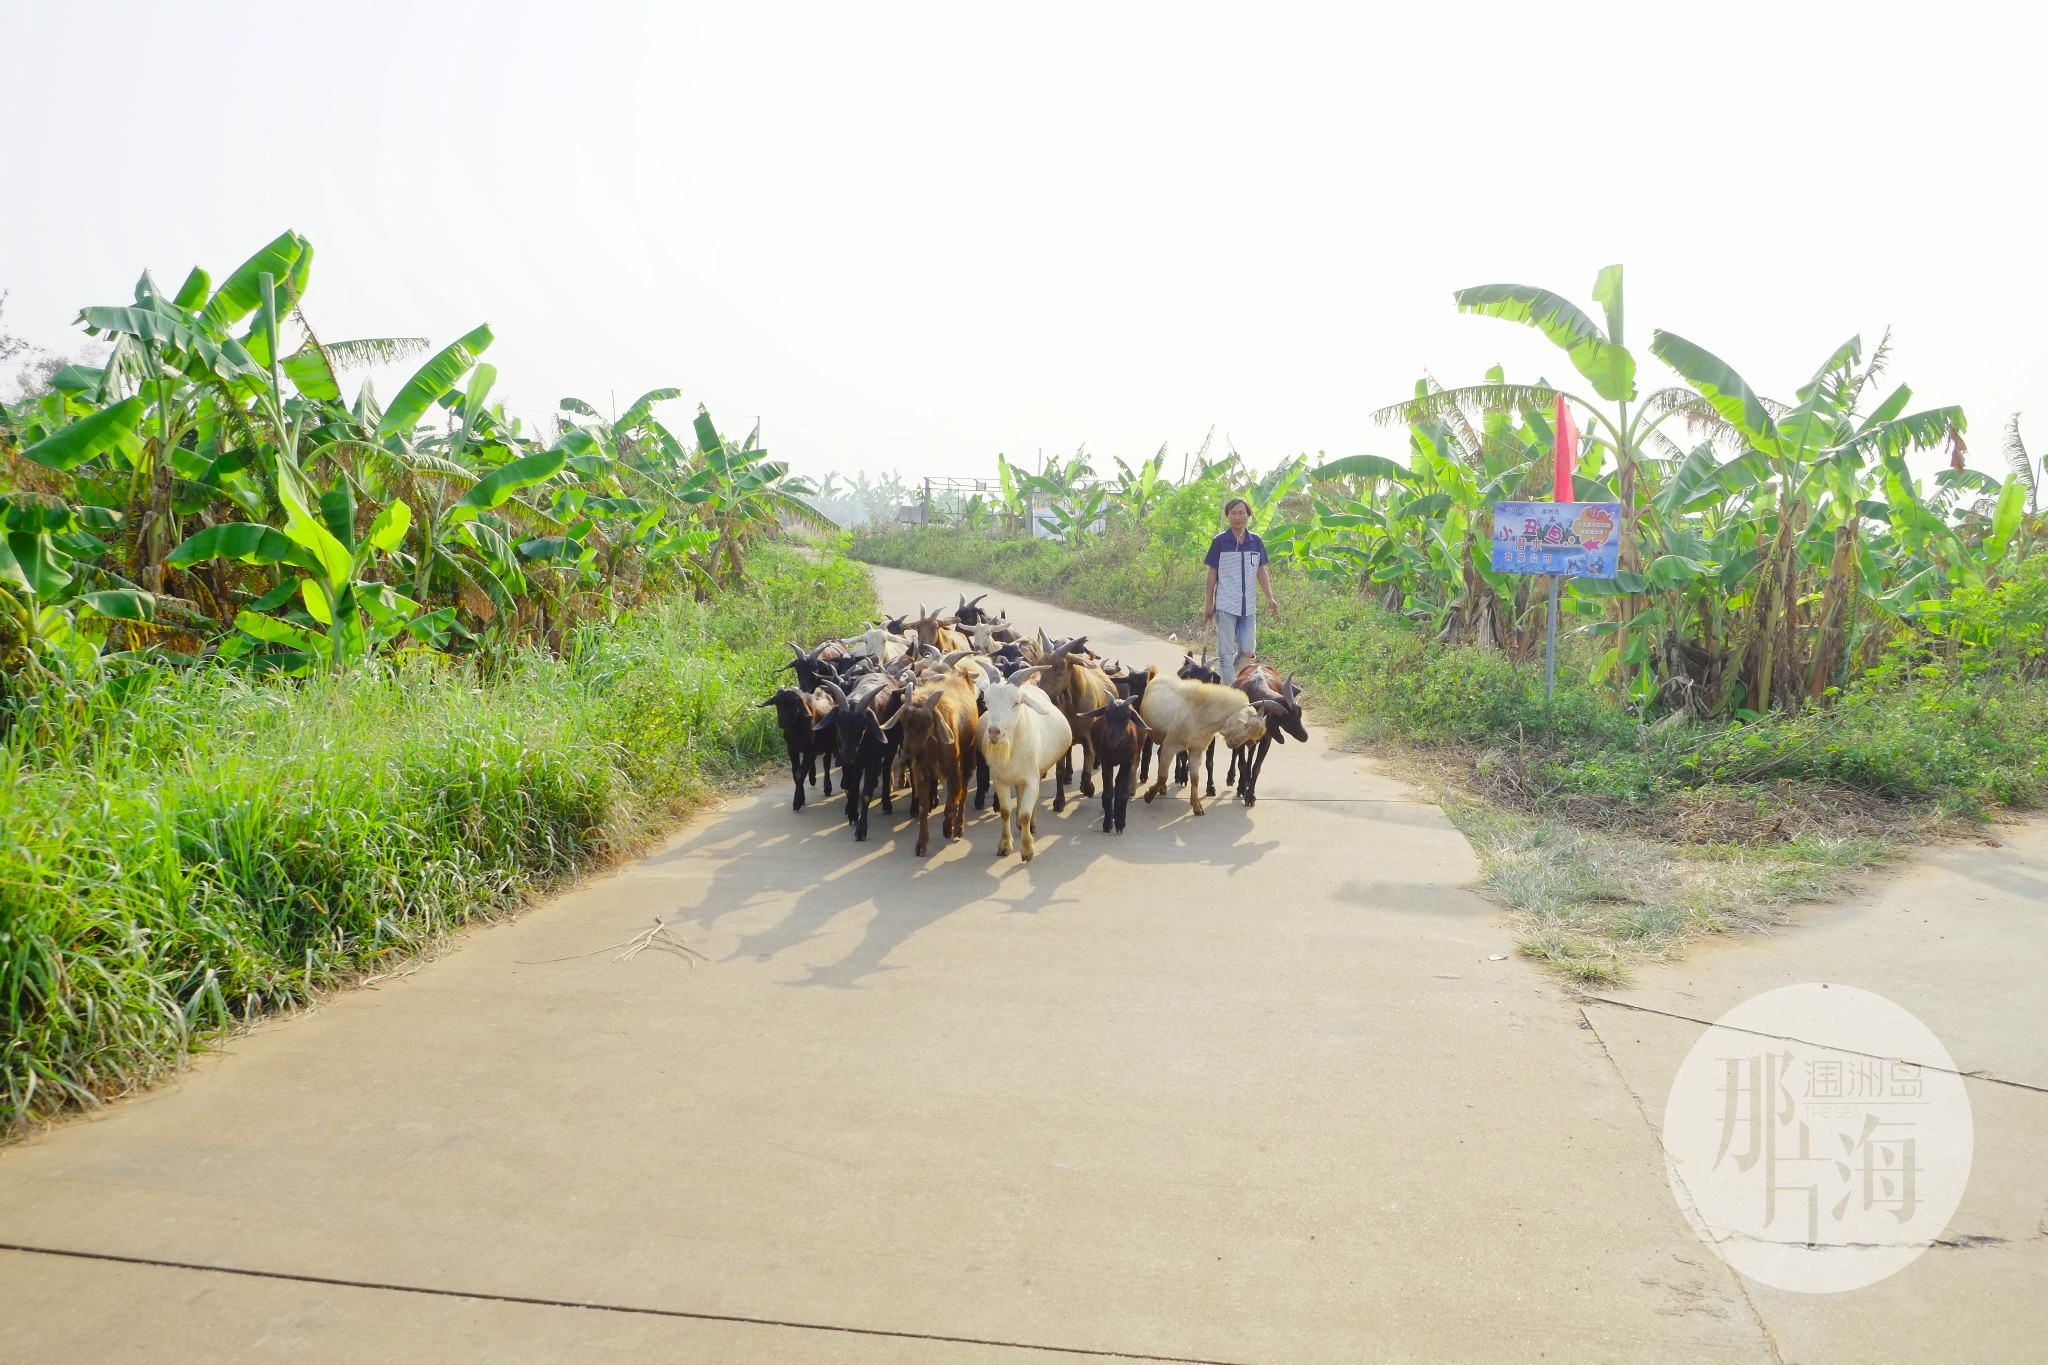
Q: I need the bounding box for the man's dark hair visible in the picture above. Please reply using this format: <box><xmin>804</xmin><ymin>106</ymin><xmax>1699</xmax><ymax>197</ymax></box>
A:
<box><xmin>1223</xmin><ymin>496</ymin><xmax>1251</xmax><ymax>518</ymax></box>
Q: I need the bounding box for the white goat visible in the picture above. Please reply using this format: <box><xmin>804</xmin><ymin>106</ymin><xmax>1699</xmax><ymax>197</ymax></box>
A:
<box><xmin>977</xmin><ymin>669</ymin><xmax>1073</xmax><ymax>861</ymax></box>
<box><xmin>1137</xmin><ymin>667</ymin><xmax>1269</xmax><ymax>816</ymax></box>
<box><xmin>843</xmin><ymin>623</ymin><xmax>913</xmax><ymax>663</ymax></box>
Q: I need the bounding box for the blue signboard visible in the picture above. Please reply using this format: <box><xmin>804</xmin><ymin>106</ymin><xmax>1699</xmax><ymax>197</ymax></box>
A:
<box><xmin>1489</xmin><ymin>502</ymin><xmax>1622</xmax><ymax>579</ymax></box>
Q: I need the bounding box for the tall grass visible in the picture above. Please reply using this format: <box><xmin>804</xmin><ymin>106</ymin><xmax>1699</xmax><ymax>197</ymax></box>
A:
<box><xmin>1</xmin><ymin>547</ymin><xmax>875</xmax><ymax>1134</ymax></box>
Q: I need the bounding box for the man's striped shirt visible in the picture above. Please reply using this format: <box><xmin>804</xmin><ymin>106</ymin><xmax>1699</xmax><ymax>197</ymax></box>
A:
<box><xmin>1205</xmin><ymin>529</ymin><xmax>1268</xmax><ymax>616</ymax></box>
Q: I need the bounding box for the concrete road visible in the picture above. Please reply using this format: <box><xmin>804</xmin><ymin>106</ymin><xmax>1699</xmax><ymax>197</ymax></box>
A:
<box><xmin>0</xmin><ymin>564</ymin><xmax>2035</xmax><ymax>1363</ymax></box>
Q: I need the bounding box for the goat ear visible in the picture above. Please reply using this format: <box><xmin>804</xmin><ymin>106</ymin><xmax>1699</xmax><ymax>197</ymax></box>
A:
<box><xmin>1254</xmin><ymin>699</ymin><xmax>1287</xmax><ymax>718</ymax></box>
<box><xmin>757</xmin><ymin>696</ymin><xmax>777</xmax><ymax>708</ymax></box>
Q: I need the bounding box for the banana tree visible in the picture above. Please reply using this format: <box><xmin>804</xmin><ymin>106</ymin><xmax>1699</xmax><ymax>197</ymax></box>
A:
<box><xmin>1647</xmin><ymin>329</ymin><xmax>1966</xmax><ymax>711</ymax></box>
<box><xmin>1109</xmin><ymin>446</ymin><xmax>1168</xmax><ymax>527</ymax></box>
<box><xmin>1376</xmin><ymin>267</ymin><xmax>1732</xmax><ymax>568</ymax></box>
<box><xmin>684</xmin><ymin>408</ymin><xmax>829</xmax><ymax>588</ymax></box>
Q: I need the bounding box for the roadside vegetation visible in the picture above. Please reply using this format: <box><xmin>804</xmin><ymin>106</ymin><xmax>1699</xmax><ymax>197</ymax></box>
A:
<box><xmin>853</xmin><ymin>268</ymin><xmax>2047</xmax><ymax>986</ymax></box>
<box><xmin>1</xmin><ymin>234</ymin><xmax>870</xmax><ymax>1134</ymax></box>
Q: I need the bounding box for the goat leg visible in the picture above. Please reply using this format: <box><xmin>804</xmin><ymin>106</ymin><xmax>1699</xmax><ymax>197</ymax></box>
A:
<box><xmin>914</xmin><ymin>765</ymin><xmax>933</xmax><ymax>856</ymax></box>
<box><xmin>791</xmin><ymin>752</ymin><xmax>806</xmax><ymax>812</ymax></box>
<box><xmin>1205</xmin><ymin>739</ymin><xmax>1216</xmax><ymax>797</ymax></box>
<box><xmin>1053</xmin><ymin>753</ymin><xmax>1068</xmax><ymax>813</ymax></box>
<box><xmin>1241</xmin><ymin>735</ymin><xmax>1273</xmax><ymax>807</ymax></box>
<box><xmin>1144</xmin><ymin>747</ymin><xmax>1175</xmax><ymax>802</ymax></box>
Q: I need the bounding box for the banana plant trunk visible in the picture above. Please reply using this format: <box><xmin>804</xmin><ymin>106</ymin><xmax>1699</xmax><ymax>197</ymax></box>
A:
<box><xmin>1804</xmin><ymin>521</ymin><xmax>1859</xmax><ymax>700</ymax></box>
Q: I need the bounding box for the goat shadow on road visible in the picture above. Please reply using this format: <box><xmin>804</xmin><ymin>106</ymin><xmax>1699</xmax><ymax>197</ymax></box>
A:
<box><xmin>663</xmin><ymin>784</ymin><xmax>1278</xmax><ymax>990</ymax></box>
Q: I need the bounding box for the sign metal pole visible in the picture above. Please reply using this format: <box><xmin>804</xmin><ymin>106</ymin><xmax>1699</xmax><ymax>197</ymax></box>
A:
<box><xmin>1544</xmin><ymin>574</ymin><xmax>1561</xmax><ymax>701</ymax></box>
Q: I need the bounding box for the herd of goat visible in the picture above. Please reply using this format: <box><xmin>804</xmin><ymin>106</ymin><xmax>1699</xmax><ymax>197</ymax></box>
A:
<box><xmin>759</xmin><ymin>594</ymin><xmax>1310</xmax><ymax>861</ymax></box>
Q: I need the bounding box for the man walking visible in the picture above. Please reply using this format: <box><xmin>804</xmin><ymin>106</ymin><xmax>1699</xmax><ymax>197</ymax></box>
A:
<box><xmin>1203</xmin><ymin>496</ymin><xmax>1280</xmax><ymax>683</ymax></box>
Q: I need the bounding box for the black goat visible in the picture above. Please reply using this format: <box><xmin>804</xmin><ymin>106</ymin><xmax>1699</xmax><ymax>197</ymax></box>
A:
<box><xmin>818</xmin><ymin>676</ymin><xmax>903</xmax><ymax>841</ymax></box>
<box><xmin>1080</xmin><ymin>697</ymin><xmax>1146</xmax><ymax>834</ymax></box>
<box><xmin>759</xmin><ymin>686</ymin><xmax>834</xmax><ymax>810</ymax></box>
<box><xmin>782</xmin><ymin>641</ymin><xmax>847</xmax><ymax>695</ymax></box>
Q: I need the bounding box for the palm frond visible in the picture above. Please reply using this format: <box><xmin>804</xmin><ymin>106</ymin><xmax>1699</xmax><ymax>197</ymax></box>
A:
<box><xmin>322</xmin><ymin>336</ymin><xmax>431</xmax><ymax>371</ymax></box>
<box><xmin>1371</xmin><ymin>382</ymin><xmax>1564</xmax><ymax>429</ymax></box>
<box><xmin>1421</xmin><ymin>372</ymin><xmax>1486</xmax><ymax>465</ymax></box>
<box><xmin>1638</xmin><ymin>386</ymin><xmax>1744</xmax><ymax>450</ymax></box>
<box><xmin>2004</xmin><ymin>412</ymin><xmax>2038</xmax><ymax>510</ymax></box>
<box><xmin>764</xmin><ymin>487</ymin><xmax>835</xmax><ymax>533</ymax></box>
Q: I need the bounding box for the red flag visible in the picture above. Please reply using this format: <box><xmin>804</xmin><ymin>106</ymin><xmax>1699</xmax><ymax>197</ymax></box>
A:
<box><xmin>1553</xmin><ymin>395</ymin><xmax>1577</xmax><ymax>503</ymax></box>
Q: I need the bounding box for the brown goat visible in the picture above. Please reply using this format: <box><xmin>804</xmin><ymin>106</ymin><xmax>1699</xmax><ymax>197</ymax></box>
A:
<box><xmin>1229</xmin><ymin>663</ymin><xmax>1308</xmax><ymax>807</ymax></box>
<box><xmin>883</xmin><ymin>665</ymin><xmax>980</xmax><ymax>856</ymax></box>
<box><xmin>1035</xmin><ymin>642</ymin><xmax>1117</xmax><ymax>812</ymax></box>
<box><xmin>904</xmin><ymin>602</ymin><xmax>972</xmax><ymax>655</ymax></box>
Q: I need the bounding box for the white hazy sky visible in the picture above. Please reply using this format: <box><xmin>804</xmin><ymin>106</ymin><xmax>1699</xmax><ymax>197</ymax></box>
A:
<box><xmin>3</xmin><ymin>1</ymin><xmax>2040</xmax><ymax>487</ymax></box>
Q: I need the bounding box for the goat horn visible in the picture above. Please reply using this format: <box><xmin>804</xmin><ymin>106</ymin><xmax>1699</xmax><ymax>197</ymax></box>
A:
<box><xmin>820</xmin><ymin>680</ymin><xmax>848</xmax><ymax>706</ymax></box>
<box><xmin>940</xmin><ymin>650</ymin><xmax>970</xmax><ymax>666</ymax></box>
<box><xmin>1065</xmin><ymin>636</ymin><xmax>1089</xmax><ymax>653</ymax></box>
